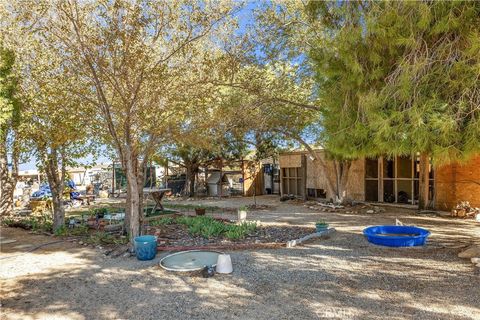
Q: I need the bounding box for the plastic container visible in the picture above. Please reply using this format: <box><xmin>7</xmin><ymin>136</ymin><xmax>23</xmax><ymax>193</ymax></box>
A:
<box><xmin>216</xmin><ymin>254</ymin><xmax>233</xmax><ymax>274</ymax></box>
<box><xmin>315</xmin><ymin>224</ymin><xmax>329</xmax><ymax>233</ymax></box>
<box><xmin>363</xmin><ymin>225</ymin><xmax>430</xmax><ymax>247</ymax></box>
<box><xmin>134</xmin><ymin>235</ymin><xmax>157</xmax><ymax>260</ymax></box>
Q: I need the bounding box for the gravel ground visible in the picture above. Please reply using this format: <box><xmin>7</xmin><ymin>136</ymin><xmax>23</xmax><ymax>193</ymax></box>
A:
<box><xmin>1</xmin><ymin>195</ymin><xmax>479</xmax><ymax>320</ymax></box>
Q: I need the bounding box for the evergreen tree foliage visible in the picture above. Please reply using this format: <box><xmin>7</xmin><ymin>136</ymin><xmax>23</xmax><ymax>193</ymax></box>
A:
<box><xmin>309</xmin><ymin>1</ymin><xmax>480</xmax><ymax>164</ymax></box>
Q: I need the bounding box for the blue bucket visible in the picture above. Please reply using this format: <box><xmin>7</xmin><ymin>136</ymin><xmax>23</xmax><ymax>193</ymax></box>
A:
<box><xmin>134</xmin><ymin>235</ymin><xmax>157</xmax><ymax>260</ymax></box>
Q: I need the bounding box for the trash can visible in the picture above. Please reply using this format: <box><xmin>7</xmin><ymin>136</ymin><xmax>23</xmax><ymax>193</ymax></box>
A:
<box><xmin>134</xmin><ymin>235</ymin><xmax>157</xmax><ymax>260</ymax></box>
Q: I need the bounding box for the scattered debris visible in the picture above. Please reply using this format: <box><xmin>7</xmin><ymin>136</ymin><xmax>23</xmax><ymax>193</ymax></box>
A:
<box><xmin>303</xmin><ymin>201</ymin><xmax>385</xmax><ymax>215</ymax></box>
<box><xmin>318</xmin><ymin>203</ymin><xmax>344</xmax><ymax>210</ymax></box>
<box><xmin>451</xmin><ymin>201</ymin><xmax>479</xmax><ymax>219</ymax></box>
<box><xmin>458</xmin><ymin>245</ymin><xmax>480</xmax><ymax>259</ymax></box>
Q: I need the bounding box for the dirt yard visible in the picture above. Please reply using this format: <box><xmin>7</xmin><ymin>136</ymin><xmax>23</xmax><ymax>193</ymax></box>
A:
<box><xmin>1</xmin><ymin>195</ymin><xmax>479</xmax><ymax>320</ymax></box>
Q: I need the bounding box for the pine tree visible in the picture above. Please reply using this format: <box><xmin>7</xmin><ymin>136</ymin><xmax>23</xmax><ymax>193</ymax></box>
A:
<box><xmin>307</xmin><ymin>1</ymin><xmax>480</xmax><ymax>208</ymax></box>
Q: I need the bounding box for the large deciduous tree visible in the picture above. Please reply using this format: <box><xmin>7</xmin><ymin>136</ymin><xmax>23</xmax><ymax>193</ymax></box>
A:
<box><xmin>11</xmin><ymin>34</ymin><xmax>94</xmax><ymax>230</ymax></box>
<box><xmin>0</xmin><ymin>45</ymin><xmax>22</xmax><ymax>215</ymax></box>
<box><xmin>7</xmin><ymin>0</ymin><xmax>238</xmax><ymax>244</ymax></box>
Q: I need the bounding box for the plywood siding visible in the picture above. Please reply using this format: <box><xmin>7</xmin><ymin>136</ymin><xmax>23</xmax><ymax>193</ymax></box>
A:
<box><xmin>435</xmin><ymin>155</ymin><xmax>480</xmax><ymax>210</ymax></box>
<box><xmin>279</xmin><ymin>154</ymin><xmax>302</xmax><ymax>168</ymax></box>
<box><xmin>304</xmin><ymin>151</ymin><xmax>365</xmax><ymax>201</ymax></box>
<box><xmin>242</xmin><ymin>161</ymin><xmax>264</xmax><ymax>197</ymax></box>
<box><xmin>346</xmin><ymin>159</ymin><xmax>365</xmax><ymax>201</ymax></box>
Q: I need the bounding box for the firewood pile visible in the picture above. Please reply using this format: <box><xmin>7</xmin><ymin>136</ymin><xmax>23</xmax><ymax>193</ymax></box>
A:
<box><xmin>451</xmin><ymin>201</ymin><xmax>480</xmax><ymax>219</ymax></box>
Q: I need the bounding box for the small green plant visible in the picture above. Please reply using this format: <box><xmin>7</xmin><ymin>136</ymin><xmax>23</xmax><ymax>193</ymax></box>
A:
<box><xmin>315</xmin><ymin>220</ymin><xmax>328</xmax><ymax>226</ymax></box>
<box><xmin>238</xmin><ymin>206</ymin><xmax>248</xmax><ymax>212</ymax></box>
<box><xmin>225</xmin><ymin>221</ymin><xmax>257</xmax><ymax>240</ymax></box>
<box><xmin>173</xmin><ymin>215</ymin><xmax>258</xmax><ymax>240</ymax></box>
<box><xmin>86</xmin><ymin>231</ymin><xmax>127</xmax><ymax>245</ymax></box>
<box><xmin>54</xmin><ymin>225</ymin><xmax>68</xmax><ymax>236</ymax></box>
<box><xmin>1</xmin><ymin>217</ymin><xmax>17</xmax><ymax>227</ymax></box>
<box><xmin>224</xmin><ymin>228</ymin><xmax>243</xmax><ymax>240</ymax></box>
<box><xmin>69</xmin><ymin>224</ymin><xmax>90</xmax><ymax>236</ymax></box>
<box><xmin>150</xmin><ymin>217</ymin><xmax>175</xmax><ymax>226</ymax></box>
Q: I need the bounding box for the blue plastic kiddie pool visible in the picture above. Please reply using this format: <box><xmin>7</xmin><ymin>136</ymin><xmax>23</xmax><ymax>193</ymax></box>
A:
<box><xmin>363</xmin><ymin>225</ymin><xmax>430</xmax><ymax>247</ymax></box>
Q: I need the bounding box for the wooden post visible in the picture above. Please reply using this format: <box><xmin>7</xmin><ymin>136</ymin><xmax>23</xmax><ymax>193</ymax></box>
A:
<box><xmin>111</xmin><ymin>161</ymin><xmax>115</xmax><ymax>195</ymax></box>
<box><xmin>219</xmin><ymin>158</ymin><xmax>223</xmax><ymax>197</ymax></box>
<box><xmin>302</xmin><ymin>154</ymin><xmax>307</xmax><ymax>200</ymax></box>
<box><xmin>418</xmin><ymin>152</ymin><xmax>430</xmax><ymax>209</ymax></box>
<box><xmin>279</xmin><ymin>164</ymin><xmax>284</xmax><ymax>197</ymax></box>
<box><xmin>241</xmin><ymin>158</ymin><xmax>245</xmax><ymax>196</ymax></box>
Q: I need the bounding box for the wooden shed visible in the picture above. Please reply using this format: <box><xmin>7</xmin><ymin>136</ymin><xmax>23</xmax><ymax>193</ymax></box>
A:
<box><xmin>279</xmin><ymin>150</ymin><xmax>480</xmax><ymax>211</ymax></box>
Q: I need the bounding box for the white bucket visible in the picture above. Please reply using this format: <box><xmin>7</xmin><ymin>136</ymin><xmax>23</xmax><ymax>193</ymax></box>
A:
<box><xmin>216</xmin><ymin>254</ymin><xmax>233</xmax><ymax>274</ymax></box>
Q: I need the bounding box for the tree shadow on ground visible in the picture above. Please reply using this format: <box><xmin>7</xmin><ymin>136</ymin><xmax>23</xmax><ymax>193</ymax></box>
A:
<box><xmin>1</xmin><ymin>225</ymin><xmax>479</xmax><ymax>320</ymax></box>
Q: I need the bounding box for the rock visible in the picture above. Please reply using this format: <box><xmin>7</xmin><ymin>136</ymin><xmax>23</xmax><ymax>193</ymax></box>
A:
<box><xmin>78</xmin><ymin>241</ymin><xmax>84</xmax><ymax>245</ymax></box>
<box><xmin>366</xmin><ymin>210</ymin><xmax>375</xmax><ymax>214</ymax></box>
<box><xmin>471</xmin><ymin>257</ymin><xmax>480</xmax><ymax>264</ymax></box>
<box><xmin>458</xmin><ymin>245</ymin><xmax>480</xmax><ymax>258</ymax></box>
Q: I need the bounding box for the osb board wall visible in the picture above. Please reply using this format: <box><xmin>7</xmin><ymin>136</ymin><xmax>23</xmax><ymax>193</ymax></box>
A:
<box><xmin>279</xmin><ymin>154</ymin><xmax>302</xmax><ymax>168</ymax></box>
<box><xmin>242</xmin><ymin>161</ymin><xmax>264</xmax><ymax>197</ymax></box>
<box><xmin>305</xmin><ymin>151</ymin><xmax>365</xmax><ymax>201</ymax></box>
<box><xmin>435</xmin><ymin>155</ymin><xmax>480</xmax><ymax>210</ymax></box>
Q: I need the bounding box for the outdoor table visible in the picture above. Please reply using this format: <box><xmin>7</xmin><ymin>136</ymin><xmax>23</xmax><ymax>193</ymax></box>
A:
<box><xmin>145</xmin><ymin>188</ymin><xmax>171</xmax><ymax>212</ymax></box>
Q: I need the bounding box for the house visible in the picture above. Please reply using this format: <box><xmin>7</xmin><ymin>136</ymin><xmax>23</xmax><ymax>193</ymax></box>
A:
<box><xmin>279</xmin><ymin>150</ymin><xmax>480</xmax><ymax>210</ymax></box>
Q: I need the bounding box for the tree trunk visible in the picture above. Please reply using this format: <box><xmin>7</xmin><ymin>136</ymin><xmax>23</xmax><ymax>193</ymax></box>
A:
<box><xmin>124</xmin><ymin>183</ymin><xmax>131</xmax><ymax>234</ymax></box>
<box><xmin>44</xmin><ymin>149</ymin><xmax>65</xmax><ymax>231</ymax></box>
<box><xmin>125</xmin><ymin>147</ymin><xmax>141</xmax><ymax>248</ymax></box>
<box><xmin>182</xmin><ymin>162</ymin><xmax>198</xmax><ymax>197</ymax></box>
<box><xmin>333</xmin><ymin>160</ymin><xmax>352</xmax><ymax>204</ymax></box>
<box><xmin>0</xmin><ymin>132</ymin><xmax>18</xmax><ymax>216</ymax></box>
<box><xmin>137</xmin><ymin>159</ymin><xmax>146</xmax><ymax>234</ymax></box>
<box><xmin>49</xmin><ymin>184</ymin><xmax>65</xmax><ymax>230</ymax></box>
<box><xmin>418</xmin><ymin>152</ymin><xmax>430</xmax><ymax>210</ymax></box>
